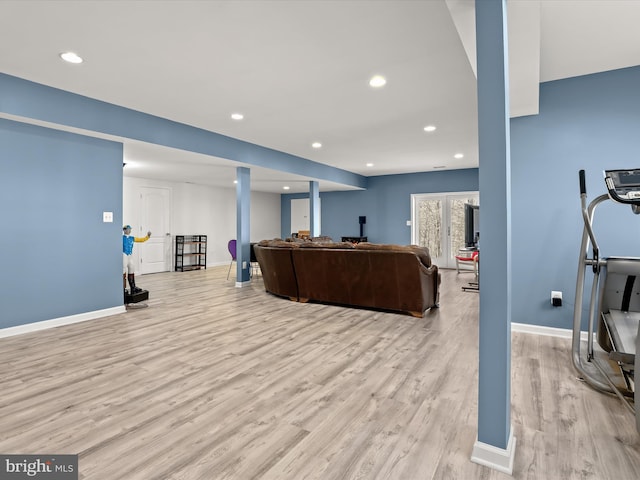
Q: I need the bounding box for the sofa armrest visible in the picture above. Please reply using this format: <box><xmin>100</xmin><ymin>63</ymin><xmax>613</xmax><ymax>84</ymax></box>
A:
<box><xmin>417</xmin><ymin>262</ymin><xmax>439</xmax><ymax>308</ymax></box>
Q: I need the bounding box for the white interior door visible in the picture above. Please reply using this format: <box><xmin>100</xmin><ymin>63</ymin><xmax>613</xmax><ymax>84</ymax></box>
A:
<box><xmin>291</xmin><ymin>198</ymin><xmax>320</xmax><ymax>235</ymax></box>
<box><xmin>411</xmin><ymin>192</ymin><xmax>478</xmax><ymax>268</ymax></box>
<box><xmin>139</xmin><ymin>186</ymin><xmax>172</xmax><ymax>274</ymax></box>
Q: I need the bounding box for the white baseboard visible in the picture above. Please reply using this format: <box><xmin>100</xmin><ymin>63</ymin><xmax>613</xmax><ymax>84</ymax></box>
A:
<box><xmin>471</xmin><ymin>425</ymin><xmax>516</xmax><ymax>475</ymax></box>
<box><xmin>511</xmin><ymin>322</ymin><xmax>572</xmax><ymax>338</ymax></box>
<box><xmin>235</xmin><ymin>280</ymin><xmax>251</xmax><ymax>288</ymax></box>
<box><xmin>511</xmin><ymin>322</ymin><xmax>590</xmax><ymax>341</ymax></box>
<box><xmin>0</xmin><ymin>306</ymin><xmax>126</xmax><ymax>339</ymax></box>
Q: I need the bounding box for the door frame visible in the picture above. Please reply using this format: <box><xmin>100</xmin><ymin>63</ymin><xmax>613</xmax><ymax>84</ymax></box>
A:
<box><xmin>291</xmin><ymin>198</ymin><xmax>321</xmax><ymax>237</ymax></box>
<box><xmin>411</xmin><ymin>191</ymin><xmax>479</xmax><ymax>269</ymax></box>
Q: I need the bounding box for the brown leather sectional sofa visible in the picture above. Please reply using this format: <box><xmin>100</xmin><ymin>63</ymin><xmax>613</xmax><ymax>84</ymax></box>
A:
<box><xmin>253</xmin><ymin>240</ymin><xmax>440</xmax><ymax>317</ymax></box>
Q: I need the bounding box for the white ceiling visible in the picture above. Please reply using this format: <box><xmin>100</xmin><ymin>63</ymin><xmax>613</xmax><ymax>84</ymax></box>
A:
<box><xmin>1</xmin><ymin>0</ymin><xmax>639</xmax><ymax>193</ymax></box>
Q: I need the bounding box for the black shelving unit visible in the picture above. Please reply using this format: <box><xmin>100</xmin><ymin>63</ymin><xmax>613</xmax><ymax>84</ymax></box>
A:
<box><xmin>175</xmin><ymin>235</ymin><xmax>207</xmax><ymax>271</ymax></box>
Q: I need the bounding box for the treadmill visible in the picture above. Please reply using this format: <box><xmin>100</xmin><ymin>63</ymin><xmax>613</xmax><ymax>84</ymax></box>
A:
<box><xmin>572</xmin><ymin>169</ymin><xmax>640</xmax><ymax>433</ymax></box>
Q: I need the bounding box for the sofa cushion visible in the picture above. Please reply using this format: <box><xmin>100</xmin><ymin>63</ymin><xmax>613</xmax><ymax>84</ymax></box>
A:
<box><xmin>299</xmin><ymin>241</ymin><xmax>354</xmax><ymax>249</ymax></box>
<box><xmin>287</xmin><ymin>237</ymin><xmax>311</xmax><ymax>243</ymax></box>
<box><xmin>354</xmin><ymin>242</ymin><xmax>431</xmax><ymax>267</ymax></box>
<box><xmin>354</xmin><ymin>242</ymin><xmax>414</xmax><ymax>254</ymax></box>
<box><xmin>258</xmin><ymin>238</ymin><xmax>281</xmax><ymax>246</ymax></box>
<box><xmin>261</xmin><ymin>239</ymin><xmax>300</xmax><ymax>248</ymax></box>
<box><xmin>311</xmin><ymin>236</ymin><xmax>334</xmax><ymax>242</ymax></box>
<box><xmin>354</xmin><ymin>242</ymin><xmax>391</xmax><ymax>250</ymax></box>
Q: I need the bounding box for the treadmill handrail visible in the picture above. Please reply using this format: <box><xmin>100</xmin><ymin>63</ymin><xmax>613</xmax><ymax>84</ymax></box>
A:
<box><xmin>572</xmin><ymin>193</ymin><xmax>613</xmax><ymax>393</ymax></box>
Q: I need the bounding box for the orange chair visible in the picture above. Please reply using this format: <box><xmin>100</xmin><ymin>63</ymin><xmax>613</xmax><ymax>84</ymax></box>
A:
<box><xmin>455</xmin><ymin>250</ymin><xmax>479</xmax><ymax>277</ymax></box>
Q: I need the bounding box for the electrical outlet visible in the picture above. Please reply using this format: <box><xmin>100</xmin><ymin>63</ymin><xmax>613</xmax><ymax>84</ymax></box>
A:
<box><xmin>551</xmin><ymin>290</ymin><xmax>562</xmax><ymax>307</ymax></box>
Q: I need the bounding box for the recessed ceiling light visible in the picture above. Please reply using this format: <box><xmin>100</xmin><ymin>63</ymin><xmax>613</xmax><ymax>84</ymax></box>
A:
<box><xmin>60</xmin><ymin>52</ymin><xmax>83</xmax><ymax>64</ymax></box>
<box><xmin>283</xmin><ymin>186</ymin><xmax>290</xmax><ymax>190</ymax></box>
<box><xmin>231</xmin><ymin>113</ymin><xmax>244</xmax><ymax>120</ymax></box>
<box><xmin>366</xmin><ymin>163</ymin><xmax>374</xmax><ymax>167</ymax></box>
<box><xmin>454</xmin><ymin>153</ymin><xmax>464</xmax><ymax>159</ymax></box>
<box><xmin>424</xmin><ymin>125</ymin><xmax>437</xmax><ymax>132</ymax></box>
<box><xmin>312</xmin><ymin>142</ymin><xmax>322</xmax><ymax>149</ymax></box>
<box><xmin>369</xmin><ymin>75</ymin><xmax>386</xmax><ymax>88</ymax></box>
<box><xmin>233</xmin><ymin>180</ymin><xmax>238</xmax><ymax>184</ymax></box>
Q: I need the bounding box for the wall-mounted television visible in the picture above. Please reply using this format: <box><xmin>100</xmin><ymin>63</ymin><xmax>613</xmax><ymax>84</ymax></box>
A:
<box><xmin>464</xmin><ymin>203</ymin><xmax>480</xmax><ymax>248</ymax></box>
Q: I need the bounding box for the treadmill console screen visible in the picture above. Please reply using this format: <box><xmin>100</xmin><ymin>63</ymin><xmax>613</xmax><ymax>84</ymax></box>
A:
<box><xmin>604</xmin><ymin>169</ymin><xmax>640</xmax><ymax>204</ymax></box>
<box><xmin>617</xmin><ymin>171</ymin><xmax>640</xmax><ymax>185</ymax></box>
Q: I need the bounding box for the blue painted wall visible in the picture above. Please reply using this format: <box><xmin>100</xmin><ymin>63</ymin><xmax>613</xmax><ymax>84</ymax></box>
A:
<box><xmin>281</xmin><ymin>169</ymin><xmax>479</xmax><ymax>243</ymax></box>
<box><xmin>0</xmin><ymin>119</ymin><xmax>123</xmax><ymax>328</ymax></box>
<box><xmin>511</xmin><ymin>65</ymin><xmax>640</xmax><ymax>329</ymax></box>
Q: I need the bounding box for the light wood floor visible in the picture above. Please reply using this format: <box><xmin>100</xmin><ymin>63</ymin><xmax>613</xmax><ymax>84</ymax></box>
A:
<box><xmin>0</xmin><ymin>267</ymin><xmax>639</xmax><ymax>479</ymax></box>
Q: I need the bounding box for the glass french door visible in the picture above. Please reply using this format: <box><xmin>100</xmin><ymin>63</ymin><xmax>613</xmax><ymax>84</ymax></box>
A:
<box><xmin>411</xmin><ymin>192</ymin><xmax>479</xmax><ymax>269</ymax></box>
